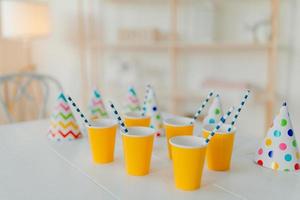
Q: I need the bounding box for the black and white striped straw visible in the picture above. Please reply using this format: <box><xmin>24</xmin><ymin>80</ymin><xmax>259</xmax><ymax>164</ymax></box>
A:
<box><xmin>191</xmin><ymin>91</ymin><xmax>214</xmax><ymax>124</ymax></box>
<box><xmin>141</xmin><ymin>84</ymin><xmax>151</xmax><ymax>116</ymax></box>
<box><xmin>108</xmin><ymin>101</ymin><xmax>129</xmax><ymax>134</ymax></box>
<box><xmin>227</xmin><ymin>90</ymin><xmax>250</xmax><ymax>132</ymax></box>
<box><xmin>66</xmin><ymin>95</ymin><xmax>91</xmax><ymax>126</ymax></box>
<box><xmin>205</xmin><ymin>106</ymin><xmax>235</xmax><ymax>144</ymax></box>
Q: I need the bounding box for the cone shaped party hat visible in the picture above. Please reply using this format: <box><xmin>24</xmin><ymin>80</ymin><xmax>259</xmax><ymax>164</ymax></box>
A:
<box><xmin>145</xmin><ymin>85</ymin><xmax>164</xmax><ymax>136</ymax></box>
<box><xmin>88</xmin><ymin>87</ymin><xmax>108</xmax><ymax>121</ymax></box>
<box><xmin>254</xmin><ymin>102</ymin><xmax>300</xmax><ymax>171</ymax></box>
<box><xmin>203</xmin><ymin>94</ymin><xmax>223</xmax><ymax>125</ymax></box>
<box><xmin>124</xmin><ymin>86</ymin><xmax>141</xmax><ymax>113</ymax></box>
<box><xmin>48</xmin><ymin>92</ymin><xmax>82</xmax><ymax>141</ymax></box>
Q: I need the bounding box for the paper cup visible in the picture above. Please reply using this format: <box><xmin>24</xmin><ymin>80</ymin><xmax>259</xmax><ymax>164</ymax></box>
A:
<box><xmin>124</xmin><ymin>112</ymin><xmax>151</xmax><ymax>127</ymax></box>
<box><xmin>164</xmin><ymin>117</ymin><xmax>194</xmax><ymax>159</ymax></box>
<box><xmin>170</xmin><ymin>136</ymin><xmax>207</xmax><ymax>191</ymax></box>
<box><xmin>202</xmin><ymin>124</ymin><xmax>236</xmax><ymax>171</ymax></box>
<box><xmin>87</xmin><ymin>119</ymin><xmax>118</xmax><ymax>164</ymax></box>
<box><xmin>122</xmin><ymin>127</ymin><xmax>155</xmax><ymax>176</ymax></box>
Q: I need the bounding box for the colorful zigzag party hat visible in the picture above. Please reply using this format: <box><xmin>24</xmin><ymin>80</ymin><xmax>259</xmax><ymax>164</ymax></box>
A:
<box><xmin>48</xmin><ymin>92</ymin><xmax>82</xmax><ymax>141</ymax></box>
<box><xmin>203</xmin><ymin>94</ymin><xmax>223</xmax><ymax>126</ymax></box>
<box><xmin>124</xmin><ymin>86</ymin><xmax>142</xmax><ymax>113</ymax></box>
<box><xmin>145</xmin><ymin>85</ymin><xmax>164</xmax><ymax>136</ymax></box>
<box><xmin>88</xmin><ymin>87</ymin><xmax>108</xmax><ymax>120</ymax></box>
<box><xmin>254</xmin><ymin>102</ymin><xmax>300</xmax><ymax>171</ymax></box>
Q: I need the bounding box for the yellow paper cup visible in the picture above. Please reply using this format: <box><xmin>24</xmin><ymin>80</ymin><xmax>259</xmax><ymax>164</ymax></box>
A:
<box><xmin>170</xmin><ymin>136</ymin><xmax>207</xmax><ymax>191</ymax></box>
<box><xmin>87</xmin><ymin>119</ymin><xmax>118</xmax><ymax>164</ymax></box>
<box><xmin>202</xmin><ymin>124</ymin><xmax>236</xmax><ymax>171</ymax></box>
<box><xmin>122</xmin><ymin>127</ymin><xmax>155</xmax><ymax>176</ymax></box>
<box><xmin>124</xmin><ymin>112</ymin><xmax>151</xmax><ymax>127</ymax></box>
<box><xmin>164</xmin><ymin>117</ymin><xmax>194</xmax><ymax>159</ymax></box>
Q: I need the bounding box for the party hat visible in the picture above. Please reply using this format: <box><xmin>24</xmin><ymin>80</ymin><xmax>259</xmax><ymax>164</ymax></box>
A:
<box><xmin>203</xmin><ymin>94</ymin><xmax>223</xmax><ymax>125</ymax></box>
<box><xmin>145</xmin><ymin>85</ymin><xmax>164</xmax><ymax>136</ymax></box>
<box><xmin>254</xmin><ymin>102</ymin><xmax>300</xmax><ymax>171</ymax></box>
<box><xmin>88</xmin><ymin>87</ymin><xmax>108</xmax><ymax>121</ymax></box>
<box><xmin>124</xmin><ymin>86</ymin><xmax>142</xmax><ymax>113</ymax></box>
<box><xmin>48</xmin><ymin>92</ymin><xmax>82</xmax><ymax>141</ymax></box>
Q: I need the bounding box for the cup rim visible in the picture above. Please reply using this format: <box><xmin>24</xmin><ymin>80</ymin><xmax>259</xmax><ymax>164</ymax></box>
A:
<box><xmin>88</xmin><ymin>118</ymin><xmax>118</xmax><ymax>129</ymax></box>
<box><xmin>169</xmin><ymin>136</ymin><xmax>207</xmax><ymax>149</ymax></box>
<box><xmin>121</xmin><ymin>126</ymin><xmax>156</xmax><ymax>138</ymax></box>
<box><xmin>164</xmin><ymin>116</ymin><xmax>194</xmax><ymax>127</ymax></box>
<box><xmin>202</xmin><ymin>124</ymin><xmax>236</xmax><ymax>135</ymax></box>
<box><xmin>124</xmin><ymin>112</ymin><xmax>150</xmax><ymax>119</ymax></box>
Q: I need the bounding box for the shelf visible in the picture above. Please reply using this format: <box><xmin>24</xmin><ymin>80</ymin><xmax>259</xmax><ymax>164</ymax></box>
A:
<box><xmin>104</xmin><ymin>0</ymin><xmax>169</xmax><ymax>4</ymax></box>
<box><xmin>91</xmin><ymin>42</ymin><xmax>271</xmax><ymax>51</ymax></box>
<box><xmin>94</xmin><ymin>43</ymin><xmax>170</xmax><ymax>51</ymax></box>
<box><xmin>105</xmin><ymin>0</ymin><xmax>268</xmax><ymax>5</ymax></box>
<box><xmin>176</xmin><ymin>43</ymin><xmax>271</xmax><ymax>51</ymax></box>
<box><xmin>83</xmin><ymin>0</ymin><xmax>280</xmax><ymax>130</ymax></box>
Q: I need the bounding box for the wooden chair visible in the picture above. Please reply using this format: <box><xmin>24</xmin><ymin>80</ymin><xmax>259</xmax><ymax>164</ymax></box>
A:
<box><xmin>0</xmin><ymin>73</ymin><xmax>62</xmax><ymax>123</ymax></box>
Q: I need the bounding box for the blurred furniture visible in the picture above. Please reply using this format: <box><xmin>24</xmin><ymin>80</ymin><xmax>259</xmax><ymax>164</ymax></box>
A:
<box><xmin>0</xmin><ymin>1</ymin><xmax>52</xmax><ymax>124</ymax></box>
<box><xmin>0</xmin><ymin>0</ymin><xmax>50</xmax><ymax>70</ymax></box>
<box><xmin>0</xmin><ymin>73</ymin><xmax>62</xmax><ymax>123</ymax></box>
<box><xmin>80</xmin><ymin>0</ymin><xmax>279</xmax><ymax>129</ymax></box>
<box><xmin>0</xmin><ymin>119</ymin><xmax>298</xmax><ymax>199</ymax></box>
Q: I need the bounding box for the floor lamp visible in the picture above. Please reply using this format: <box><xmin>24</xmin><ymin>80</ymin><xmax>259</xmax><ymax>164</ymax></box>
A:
<box><xmin>1</xmin><ymin>0</ymin><xmax>50</xmax><ymax>71</ymax></box>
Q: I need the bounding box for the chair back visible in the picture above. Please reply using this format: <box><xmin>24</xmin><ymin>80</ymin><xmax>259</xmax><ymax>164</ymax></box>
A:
<box><xmin>0</xmin><ymin>73</ymin><xmax>62</xmax><ymax>123</ymax></box>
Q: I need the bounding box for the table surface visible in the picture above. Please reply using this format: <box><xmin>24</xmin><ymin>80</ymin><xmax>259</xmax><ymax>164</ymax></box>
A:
<box><xmin>0</xmin><ymin>119</ymin><xmax>299</xmax><ymax>200</ymax></box>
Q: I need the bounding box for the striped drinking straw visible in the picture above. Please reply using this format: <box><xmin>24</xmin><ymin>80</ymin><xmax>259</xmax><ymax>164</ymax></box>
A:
<box><xmin>205</xmin><ymin>106</ymin><xmax>235</xmax><ymax>144</ymax></box>
<box><xmin>191</xmin><ymin>91</ymin><xmax>214</xmax><ymax>124</ymax></box>
<box><xmin>227</xmin><ymin>90</ymin><xmax>250</xmax><ymax>132</ymax></box>
<box><xmin>141</xmin><ymin>84</ymin><xmax>151</xmax><ymax>116</ymax></box>
<box><xmin>108</xmin><ymin>101</ymin><xmax>129</xmax><ymax>134</ymax></box>
<box><xmin>67</xmin><ymin>95</ymin><xmax>91</xmax><ymax>127</ymax></box>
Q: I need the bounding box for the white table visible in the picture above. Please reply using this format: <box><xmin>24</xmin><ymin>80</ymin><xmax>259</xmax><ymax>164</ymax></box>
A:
<box><xmin>0</xmin><ymin>119</ymin><xmax>299</xmax><ymax>200</ymax></box>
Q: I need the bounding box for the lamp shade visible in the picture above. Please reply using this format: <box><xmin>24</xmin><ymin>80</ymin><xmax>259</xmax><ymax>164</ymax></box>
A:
<box><xmin>1</xmin><ymin>1</ymin><xmax>50</xmax><ymax>39</ymax></box>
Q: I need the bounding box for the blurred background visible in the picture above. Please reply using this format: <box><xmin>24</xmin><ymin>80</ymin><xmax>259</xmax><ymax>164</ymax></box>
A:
<box><xmin>0</xmin><ymin>0</ymin><xmax>298</xmax><ymax>137</ymax></box>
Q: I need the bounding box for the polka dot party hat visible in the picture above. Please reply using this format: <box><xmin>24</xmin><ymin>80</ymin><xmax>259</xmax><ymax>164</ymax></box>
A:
<box><xmin>203</xmin><ymin>94</ymin><xmax>223</xmax><ymax>126</ymax></box>
<box><xmin>124</xmin><ymin>86</ymin><xmax>142</xmax><ymax>113</ymax></box>
<box><xmin>48</xmin><ymin>92</ymin><xmax>82</xmax><ymax>142</ymax></box>
<box><xmin>88</xmin><ymin>87</ymin><xmax>108</xmax><ymax>121</ymax></box>
<box><xmin>254</xmin><ymin>102</ymin><xmax>300</xmax><ymax>171</ymax></box>
<box><xmin>145</xmin><ymin>85</ymin><xmax>164</xmax><ymax>137</ymax></box>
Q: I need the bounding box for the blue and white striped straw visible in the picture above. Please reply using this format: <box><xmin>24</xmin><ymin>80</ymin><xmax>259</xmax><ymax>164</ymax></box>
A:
<box><xmin>67</xmin><ymin>95</ymin><xmax>91</xmax><ymax>126</ymax></box>
<box><xmin>227</xmin><ymin>90</ymin><xmax>250</xmax><ymax>132</ymax></box>
<box><xmin>205</xmin><ymin>106</ymin><xmax>235</xmax><ymax>144</ymax></box>
<box><xmin>141</xmin><ymin>84</ymin><xmax>151</xmax><ymax>116</ymax></box>
<box><xmin>108</xmin><ymin>101</ymin><xmax>129</xmax><ymax>134</ymax></box>
<box><xmin>191</xmin><ymin>91</ymin><xmax>214</xmax><ymax>124</ymax></box>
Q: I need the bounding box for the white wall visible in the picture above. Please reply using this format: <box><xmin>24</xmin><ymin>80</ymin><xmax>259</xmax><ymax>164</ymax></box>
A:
<box><xmin>286</xmin><ymin>0</ymin><xmax>300</xmax><ymax>135</ymax></box>
<box><xmin>32</xmin><ymin>0</ymin><xmax>86</xmax><ymax>107</ymax></box>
